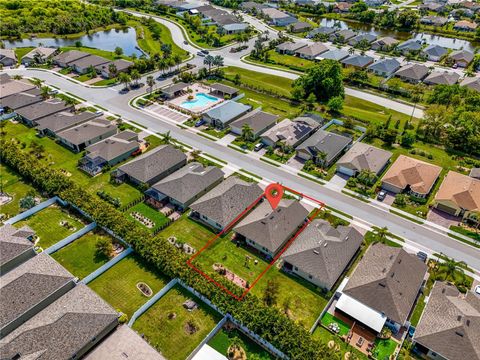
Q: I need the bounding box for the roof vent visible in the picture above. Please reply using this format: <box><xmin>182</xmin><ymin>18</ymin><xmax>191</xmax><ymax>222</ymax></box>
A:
<box><xmin>455</xmin><ymin>331</ymin><xmax>464</xmax><ymax>337</ymax></box>
<box><xmin>390</xmin><ymin>272</ymin><xmax>395</xmax><ymax>278</ymax></box>
<box><xmin>382</xmin><ymin>268</ymin><xmax>387</xmax><ymax>273</ymax></box>
<box><xmin>324</xmin><ymin>242</ymin><xmax>328</xmax><ymax>247</ymax></box>
<box><xmin>389</xmin><ymin>255</ymin><xmax>394</xmax><ymax>260</ymax></box>
<box><xmin>398</xmin><ymin>259</ymin><xmax>402</xmax><ymax>264</ymax></box>
<box><xmin>442</xmin><ymin>288</ymin><xmax>446</xmax><ymax>294</ymax></box>
<box><xmin>466</xmin><ymin>320</ymin><xmax>470</xmax><ymax>326</ymax></box>
<box><xmin>313</xmin><ymin>250</ymin><xmax>320</xmax><ymax>255</ymax></box>
<box><xmin>457</xmin><ymin>315</ymin><xmax>462</xmax><ymax>322</ymax></box>
<box><xmin>345</xmin><ymin>236</ymin><xmax>349</xmax><ymax>241</ymax></box>
<box><xmin>379</xmin><ymin>282</ymin><xmax>386</xmax><ymax>287</ymax></box>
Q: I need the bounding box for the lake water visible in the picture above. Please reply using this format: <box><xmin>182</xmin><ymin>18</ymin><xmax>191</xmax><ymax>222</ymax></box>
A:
<box><xmin>3</xmin><ymin>27</ymin><xmax>145</xmax><ymax>57</ymax></box>
<box><xmin>317</xmin><ymin>18</ymin><xmax>479</xmax><ymax>52</ymax></box>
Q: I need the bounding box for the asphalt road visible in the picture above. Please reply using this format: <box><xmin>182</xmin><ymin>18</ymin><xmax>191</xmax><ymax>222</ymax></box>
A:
<box><xmin>5</xmin><ymin>67</ymin><xmax>480</xmax><ymax>271</ymax></box>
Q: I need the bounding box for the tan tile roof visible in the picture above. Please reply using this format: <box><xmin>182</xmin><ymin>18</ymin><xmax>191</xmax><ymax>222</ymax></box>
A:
<box><xmin>382</xmin><ymin>155</ymin><xmax>442</xmax><ymax>195</ymax></box>
<box><xmin>435</xmin><ymin>171</ymin><xmax>480</xmax><ymax>211</ymax></box>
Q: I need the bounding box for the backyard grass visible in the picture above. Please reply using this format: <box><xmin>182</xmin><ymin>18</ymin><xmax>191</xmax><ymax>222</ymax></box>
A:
<box><xmin>208</xmin><ymin>327</ymin><xmax>274</xmax><ymax>360</ymax></box>
<box><xmin>13</xmin><ymin>47</ymin><xmax>35</xmax><ymax>64</ymax></box>
<box><xmin>14</xmin><ymin>204</ymin><xmax>86</xmax><ymax>249</ymax></box>
<box><xmin>127</xmin><ymin>202</ymin><xmax>170</xmax><ymax>231</ymax></box>
<box><xmin>132</xmin><ymin>284</ymin><xmax>222</xmax><ymax>360</ymax></box>
<box><xmin>373</xmin><ymin>338</ymin><xmax>398</xmax><ymax>360</ymax></box>
<box><xmin>159</xmin><ymin>214</ymin><xmax>214</xmax><ymax>251</ymax></box>
<box><xmin>51</xmin><ymin>230</ymin><xmax>113</xmax><ymax>279</ymax></box>
<box><xmin>312</xmin><ymin>326</ymin><xmax>368</xmax><ymax>360</ymax></box>
<box><xmin>60</xmin><ymin>46</ymin><xmax>133</xmax><ymax>62</ymax></box>
<box><xmin>321</xmin><ymin>313</ymin><xmax>351</xmax><ymax>336</ymax></box>
<box><xmin>89</xmin><ymin>254</ymin><xmax>169</xmax><ymax>317</ymax></box>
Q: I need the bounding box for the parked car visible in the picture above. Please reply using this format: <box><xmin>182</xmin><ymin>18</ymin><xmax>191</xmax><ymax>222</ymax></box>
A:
<box><xmin>201</xmin><ymin>49</ymin><xmax>209</xmax><ymax>54</ymax></box>
<box><xmin>195</xmin><ymin>119</ymin><xmax>206</xmax><ymax>127</ymax></box>
<box><xmin>377</xmin><ymin>190</ymin><xmax>387</xmax><ymax>201</ymax></box>
<box><xmin>475</xmin><ymin>285</ymin><xmax>480</xmax><ymax>296</ymax></box>
<box><xmin>416</xmin><ymin>251</ymin><xmax>428</xmax><ymax>263</ymax></box>
<box><xmin>197</xmin><ymin>51</ymin><xmax>205</xmax><ymax>57</ymax></box>
<box><xmin>184</xmin><ymin>40</ymin><xmax>188</xmax><ymax>45</ymax></box>
<box><xmin>254</xmin><ymin>143</ymin><xmax>264</xmax><ymax>152</ymax></box>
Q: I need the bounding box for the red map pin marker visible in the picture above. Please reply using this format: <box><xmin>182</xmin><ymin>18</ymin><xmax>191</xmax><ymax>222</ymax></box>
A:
<box><xmin>265</xmin><ymin>183</ymin><xmax>284</xmax><ymax>210</ymax></box>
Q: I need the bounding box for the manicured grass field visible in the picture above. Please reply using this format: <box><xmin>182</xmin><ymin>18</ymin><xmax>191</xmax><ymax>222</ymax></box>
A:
<box><xmin>0</xmin><ymin>164</ymin><xmax>40</xmax><ymax>218</ymax></box>
<box><xmin>132</xmin><ymin>284</ymin><xmax>222</xmax><ymax>360</ymax></box>
<box><xmin>13</xmin><ymin>47</ymin><xmax>35</xmax><ymax>64</ymax></box>
<box><xmin>51</xmin><ymin>230</ymin><xmax>112</xmax><ymax>279</ymax></box>
<box><xmin>208</xmin><ymin>328</ymin><xmax>274</xmax><ymax>359</ymax></box>
<box><xmin>128</xmin><ymin>202</ymin><xmax>170</xmax><ymax>231</ymax></box>
<box><xmin>312</xmin><ymin>326</ymin><xmax>368</xmax><ymax>360</ymax></box>
<box><xmin>373</xmin><ymin>338</ymin><xmax>398</xmax><ymax>360</ymax></box>
<box><xmin>14</xmin><ymin>205</ymin><xmax>85</xmax><ymax>249</ymax></box>
<box><xmin>60</xmin><ymin>46</ymin><xmax>133</xmax><ymax>62</ymax></box>
<box><xmin>89</xmin><ymin>254</ymin><xmax>169</xmax><ymax>317</ymax></box>
<box><xmin>159</xmin><ymin>214</ymin><xmax>214</xmax><ymax>251</ymax></box>
<box><xmin>320</xmin><ymin>313</ymin><xmax>351</xmax><ymax>336</ymax></box>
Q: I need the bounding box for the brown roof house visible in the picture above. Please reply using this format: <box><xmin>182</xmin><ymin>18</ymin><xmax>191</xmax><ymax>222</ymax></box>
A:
<box><xmin>413</xmin><ymin>282</ymin><xmax>480</xmax><ymax>360</ymax></box>
<box><xmin>0</xmin><ymin>224</ymin><xmax>36</xmax><ymax>275</ymax></box>
<box><xmin>453</xmin><ymin>20</ymin><xmax>478</xmax><ymax>31</ymax></box>
<box><xmin>460</xmin><ymin>76</ymin><xmax>480</xmax><ymax>92</ymax></box>
<box><xmin>282</xmin><ymin>219</ymin><xmax>363</xmax><ymax>290</ymax></box>
<box><xmin>381</xmin><ymin>155</ymin><xmax>442</xmax><ymax>198</ymax></box>
<box><xmin>70</xmin><ymin>54</ymin><xmax>110</xmax><ymax>74</ymax></box>
<box><xmin>189</xmin><ymin>176</ymin><xmax>263</xmax><ymax>232</ymax></box>
<box><xmin>52</xmin><ymin>50</ymin><xmax>91</xmax><ymax>68</ymax></box>
<box><xmin>433</xmin><ymin>171</ymin><xmax>480</xmax><ymax>219</ymax></box>
<box><xmin>336</xmin><ymin>142</ymin><xmax>392</xmax><ymax>177</ymax></box>
<box><xmin>21</xmin><ymin>47</ymin><xmax>58</xmax><ymax>66</ymax></box>
<box><xmin>423</xmin><ymin>71</ymin><xmax>460</xmax><ymax>86</ymax></box>
<box><xmin>230</xmin><ymin>109</ymin><xmax>279</xmax><ymax>139</ymax></box>
<box><xmin>336</xmin><ymin>243</ymin><xmax>428</xmax><ymax>333</ymax></box>
<box><xmin>96</xmin><ymin>59</ymin><xmax>134</xmax><ymax>79</ymax></box>
<box><xmin>234</xmin><ymin>199</ymin><xmax>309</xmax><ymax>258</ymax></box>
<box><xmin>35</xmin><ymin>110</ymin><xmax>99</xmax><ymax>137</ymax></box>
<box><xmin>448</xmin><ymin>50</ymin><xmax>474</xmax><ymax>68</ymax></box>
<box><xmin>0</xmin><ymin>74</ymin><xmax>36</xmax><ymax>99</ymax></box>
<box><xmin>295</xmin><ymin>42</ymin><xmax>328</xmax><ymax>60</ymax></box>
<box><xmin>0</xmin><ymin>49</ymin><xmax>17</xmax><ymax>67</ymax></box>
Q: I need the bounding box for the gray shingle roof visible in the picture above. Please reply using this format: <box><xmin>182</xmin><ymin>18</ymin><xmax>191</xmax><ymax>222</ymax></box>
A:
<box><xmin>261</xmin><ymin>117</ymin><xmax>321</xmax><ymax>146</ymax></box>
<box><xmin>337</xmin><ymin>142</ymin><xmax>392</xmax><ymax>174</ymax></box>
<box><xmin>210</xmin><ymin>83</ymin><xmax>239</xmax><ymax>96</ymax></box>
<box><xmin>367</xmin><ymin>58</ymin><xmax>401</xmax><ymax>74</ymax></box>
<box><xmin>204</xmin><ymin>101</ymin><xmax>251</xmax><ymax>124</ymax></box>
<box><xmin>460</xmin><ymin>76</ymin><xmax>480</xmax><ymax>92</ymax></box>
<box><xmin>0</xmin><ymin>76</ymin><xmax>36</xmax><ymax>99</ymax></box>
<box><xmin>0</xmin><ymin>253</ymin><xmax>74</xmax><ymax>331</ymax></box>
<box><xmin>56</xmin><ymin>118</ymin><xmax>116</xmax><ymax>146</ymax></box>
<box><xmin>53</xmin><ymin>50</ymin><xmax>91</xmax><ymax>65</ymax></box>
<box><xmin>424</xmin><ymin>71</ymin><xmax>460</xmax><ymax>86</ymax></box>
<box><xmin>397</xmin><ymin>39</ymin><xmax>423</xmax><ymax>52</ymax></box>
<box><xmin>0</xmin><ymin>224</ymin><xmax>35</xmax><ymax>270</ymax></box>
<box><xmin>96</xmin><ymin>59</ymin><xmax>133</xmax><ymax>73</ymax></box>
<box><xmin>230</xmin><ymin>110</ymin><xmax>279</xmax><ymax>135</ymax></box>
<box><xmin>276</xmin><ymin>42</ymin><xmax>307</xmax><ymax>52</ymax></box>
<box><xmin>422</xmin><ymin>44</ymin><xmax>448</xmax><ymax>58</ymax></box>
<box><xmin>348</xmin><ymin>33</ymin><xmax>377</xmax><ymax>46</ymax></box>
<box><xmin>449</xmin><ymin>50</ymin><xmax>474</xmax><ymax>63</ymax></box>
<box><xmin>341</xmin><ymin>54</ymin><xmax>374</xmax><ymax>68</ymax></box>
<box><xmin>234</xmin><ymin>199</ymin><xmax>309</xmax><ymax>254</ymax></box>
<box><xmin>307</xmin><ymin>26</ymin><xmax>337</xmax><ymax>38</ymax></box>
<box><xmin>319</xmin><ymin>49</ymin><xmax>349</xmax><ymax>61</ymax></box>
<box><xmin>190</xmin><ymin>176</ymin><xmax>263</xmax><ymax>229</ymax></box>
<box><xmin>0</xmin><ymin>284</ymin><xmax>118</xmax><ymax>360</ymax></box>
<box><xmin>0</xmin><ymin>88</ymin><xmax>42</xmax><ymax>110</ymax></box>
<box><xmin>161</xmin><ymin>82</ymin><xmax>189</xmax><ymax>96</ymax></box>
<box><xmin>414</xmin><ymin>282</ymin><xmax>480</xmax><ymax>360</ymax></box>
<box><xmin>395</xmin><ymin>64</ymin><xmax>429</xmax><ymax>81</ymax></box>
<box><xmin>15</xmin><ymin>99</ymin><xmax>73</xmax><ymax>121</ymax></box>
<box><xmin>343</xmin><ymin>243</ymin><xmax>428</xmax><ymax>325</ymax></box>
<box><xmin>70</xmin><ymin>54</ymin><xmax>110</xmax><ymax>70</ymax></box>
<box><xmin>35</xmin><ymin>110</ymin><xmax>98</xmax><ymax>133</ymax></box>
<box><xmin>151</xmin><ymin>162</ymin><xmax>225</xmax><ymax>206</ymax></box>
<box><xmin>282</xmin><ymin>219</ymin><xmax>363</xmax><ymax>289</ymax></box>
<box><xmin>118</xmin><ymin>145</ymin><xmax>187</xmax><ymax>184</ymax></box>
<box><xmin>85</xmin><ymin>130</ymin><xmax>139</xmax><ymax>162</ymax></box>
<box><xmin>296</xmin><ymin>130</ymin><xmax>352</xmax><ymax>163</ymax></box>
<box><xmin>295</xmin><ymin>42</ymin><xmax>329</xmax><ymax>57</ymax></box>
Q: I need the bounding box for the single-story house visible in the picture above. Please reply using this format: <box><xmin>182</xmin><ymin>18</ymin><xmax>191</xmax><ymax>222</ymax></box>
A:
<box><xmin>367</xmin><ymin>58</ymin><xmax>401</xmax><ymax>77</ymax></box>
<box><xmin>261</xmin><ymin>8</ymin><xmax>297</xmax><ymax>26</ymax></box>
<box><xmin>15</xmin><ymin>99</ymin><xmax>74</xmax><ymax>126</ymax></box>
<box><xmin>189</xmin><ymin>176</ymin><xmax>263</xmax><ymax>231</ymax></box>
<box><xmin>57</xmin><ymin>118</ymin><xmax>118</xmax><ymax>152</ymax></box>
<box><xmin>460</xmin><ymin>76</ymin><xmax>480</xmax><ymax>92</ymax></box>
<box><xmin>70</xmin><ymin>55</ymin><xmax>110</xmax><ymax>74</ymax></box>
<box><xmin>275</xmin><ymin>41</ymin><xmax>307</xmax><ymax>55</ymax></box>
<box><xmin>115</xmin><ymin>144</ymin><xmax>187</xmax><ymax>186</ymax></box>
<box><xmin>0</xmin><ymin>253</ymin><xmax>76</xmax><ymax>337</ymax></box>
<box><xmin>296</xmin><ymin>129</ymin><xmax>352</xmax><ymax>166</ymax></box>
<box><xmin>261</xmin><ymin>114</ymin><xmax>321</xmax><ymax>148</ymax></box>
<box><xmin>448</xmin><ymin>49</ymin><xmax>474</xmax><ymax>67</ymax></box>
<box><xmin>0</xmin><ymin>283</ymin><xmax>118</xmax><ymax>359</ymax></box>
<box><xmin>394</xmin><ymin>63</ymin><xmax>430</xmax><ymax>83</ymax></box>
<box><xmin>419</xmin><ymin>2</ymin><xmax>445</xmax><ymax>12</ymax></box>
<box><xmin>336</xmin><ymin>243</ymin><xmax>428</xmax><ymax>334</ymax></box>
<box><xmin>412</xmin><ymin>282</ymin><xmax>480</xmax><ymax>360</ymax></box>
<box><xmin>421</xmin><ymin>44</ymin><xmax>448</xmax><ymax>61</ymax></box>
<box><xmin>348</xmin><ymin>33</ymin><xmax>377</xmax><ymax>47</ymax></box>
<box><xmin>371</xmin><ymin>37</ymin><xmax>399</xmax><ymax>51</ymax></box>
<box><xmin>290</xmin><ymin>21</ymin><xmax>312</xmax><ymax>33</ymax></box>
<box><xmin>230</xmin><ymin>109</ymin><xmax>279</xmax><ymax>139</ymax></box>
<box><xmin>453</xmin><ymin>20</ymin><xmax>478</xmax><ymax>31</ymax></box>
<box><xmin>209</xmin><ymin>83</ymin><xmax>239</xmax><ymax>98</ymax></box>
<box><xmin>329</xmin><ymin>29</ymin><xmax>357</xmax><ymax>43</ymax></box>
<box><xmin>35</xmin><ymin>110</ymin><xmax>99</xmax><ymax>137</ymax></box>
<box><xmin>396</xmin><ymin>39</ymin><xmax>423</xmax><ymax>54</ymax></box>
<box><xmin>433</xmin><ymin>170</ymin><xmax>480</xmax><ymax>218</ymax></box>
<box><xmin>146</xmin><ymin>162</ymin><xmax>225</xmax><ymax>211</ymax></box>
<box><xmin>234</xmin><ymin>199</ymin><xmax>309</xmax><ymax>258</ymax></box>
<box><xmin>420</xmin><ymin>15</ymin><xmax>449</xmax><ymax>27</ymax></box>
<box><xmin>80</xmin><ymin>130</ymin><xmax>140</xmax><ymax>175</ymax></box>
<box><xmin>459</xmin><ymin>0</ymin><xmax>480</xmax><ymax>11</ymax></box>
<box><xmin>52</xmin><ymin>50</ymin><xmax>91</xmax><ymax>68</ymax></box>
<box><xmin>307</xmin><ymin>26</ymin><xmax>337</xmax><ymax>39</ymax></box>
<box><xmin>0</xmin><ymin>74</ymin><xmax>36</xmax><ymax>99</ymax></box>
<box><xmin>240</xmin><ymin>1</ymin><xmax>268</xmax><ymax>12</ymax></box>
<box><xmin>96</xmin><ymin>59</ymin><xmax>134</xmax><ymax>79</ymax></box>
<box><xmin>21</xmin><ymin>47</ymin><xmax>57</xmax><ymax>66</ymax></box>
<box><xmin>0</xmin><ymin>49</ymin><xmax>17</xmax><ymax>67</ymax></box>
<box><xmin>0</xmin><ymin>224</ymin><xmax>36</xmax><ymax>275</ymax></box>
<box><xmin>451</xmin><ymin>8</ymin><xmax>475</xmax><ymax>18</ymax></box>
<box><xmin>203</xmin><ymin>101</ymin><xmax>251</xmax><ymax>129</ymax></box>
<box><xmin>282</xmin><ymin>219</ymin><xmax>363</xmax><ymax>289</ymax></box>
<box><xmin>220</xmin><ymin>22</ymin><xmax>249</xmax><ymax>34</ymax></box>
<box><xmin>317</xmin><ymin>49</ymin><xmax>349</xmax><ymax>61</ymax></box>
<box><xmin>333</xmin><ymin>2</ymin><xmax>353</xmax><ymax>12</ymax></box>
<box><xmin>423</xmin><ymin>71</ymin><xmax>460</xmax><ymax>86</ymax></box>
<box><xmin>341</xmin><ymin>54</ymin><xmax>375</xmax><ymax>69</ymax></box>
<box><xmin>161</xmin><ymin>82</ymin><xmax>189</xmax><ymax>99</ymax></box>
<box><xmin>336</xmin><ymin>142</ymin><xmax>392</xmax><ymax>177</ymax></box>
<box><xmin>0</xmin><ymin>88</ymin><xmax>43</xmax><ymax>111</ymax></box>
<box><xmin>381</xmin><ymin>155</ymin><xmax>442</xmax><ymax>197</ymax></box>
<box><xmin>295</xmin><ymin>42</ymin><xmax>328</xmax><ymax>60</ymax></box>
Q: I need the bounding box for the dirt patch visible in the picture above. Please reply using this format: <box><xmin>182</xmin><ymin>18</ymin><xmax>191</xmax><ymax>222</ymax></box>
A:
<box><xmin>184</xmin><ymin>320</ymin><xmax>198</xmax><ymax>335</ymax></box>
<box><xmin>136</xmin><ymin>282</ymin><xmax>153</xmax><ymax>297</ymax></box>
<box><xmin>213</xmin><ymin>263</ymin><xmax>248</xmax><ymax>289</ymax></box>
<box><xmin>168</xmin><ymin>312</ymin><xmax>177</xmax><ymax>320</ymax></box>
<box><xmin>227</xmin><ymin>345</ymin><xmax>246</xmax><ymax>360</ymax></box>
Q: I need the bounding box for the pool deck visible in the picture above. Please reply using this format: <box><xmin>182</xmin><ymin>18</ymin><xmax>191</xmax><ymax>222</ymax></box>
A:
<box><xmin>166</xmin><ymin>83</ymin><xmax>224</xmax><ymax>115</ymax></box>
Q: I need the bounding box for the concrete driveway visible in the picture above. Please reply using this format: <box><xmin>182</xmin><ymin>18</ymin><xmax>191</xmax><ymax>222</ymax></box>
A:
<box><xmin>427</xmin><ymin>208</ymin><xmax>461</xmax><ymax>228</ymax></box>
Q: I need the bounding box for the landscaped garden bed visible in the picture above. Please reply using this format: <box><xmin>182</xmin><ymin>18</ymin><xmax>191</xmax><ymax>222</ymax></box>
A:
<box><xmin>132</xmin><ymin>284</ymin><xmax>222</xmax><ymax>360</ymax></box>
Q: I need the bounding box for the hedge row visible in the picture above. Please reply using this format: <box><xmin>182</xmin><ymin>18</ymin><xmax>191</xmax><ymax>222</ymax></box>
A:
<box><xmin>1</xmin><ymin>139</ymin><xmax>333</xmax><ymax>360</ymax></box>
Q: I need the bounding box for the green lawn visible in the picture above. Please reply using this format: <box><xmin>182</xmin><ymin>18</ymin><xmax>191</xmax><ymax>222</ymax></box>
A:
<box><xmin>312</xmin><ymin>326</ymin><xmax>368</xmax><ymax>360</ymax></box>
<box><xmin>3</xmin><ymin>122</ymin><xmax>142</xmax><ymax>206</ymax></box>
<box><xmin>89</xmin><ymin>254</ymin><xmax>169</xmax><ymax>317</ymax></box>
<box><xmin>74</xmin><ymin>73</ymin><xmax>96</xmax><ymax>82</ymax></box>
<box><xmin>0</xmin><ymin>164</ymin><xmax>40</xmax><ymax>218</ymax></box>
<box><xmin>320</xmin><ymin>312</ymin><xmax>351</xmax><ymax>336</ymax></box>
<box><xmin>159</xmin><ymin>214</ymin><xmax>214</xmax><ymax>251</ymax></box>
<box><xmin>450</xmin><ymin>225</ymin><xmax>480</xmax><ymax>242</ymax></box>
<box><xmin>14</xmin><ymin>205</ymin><xmax>86</xmax><ymax>249</ymax></box>
<box><xmin>91</xmin><ymin>78</ymin><xmax>118</xmax><ymax>86</ymax></box>
<box><xmin>409</xmin><ymin>293</ymin><xmax>426</xmax><ymax>327</ymax></box>
<box><xmin>60</xmin><ymin>46</ymin><xmax>133</xmax><ymax>62</ymax></box>
<box><xmin>208</xmin><ymin>328</ymin><xmax>274</xmax><ymax>359</ymax></box>
<box><xmin>373</xmin><ymin>338</ymin><xmax>398</xmax><ymax>360</ymax></box>
<box><xmin>127</xmin><ymin>202</ymin><xmax>170</xmax><ymax>232</ymax></box>
<box><xmin>132</xmin><ymin>284</ymin><xmax>222</xmax><ymax>360</ymax></box>
<box><xmin>13</xmin><ymin>47</ymin><xmax>35</xmax><ymax>64</ymax></box>
<box><xmin>202</xmin><ymin>127</ymin><xmax>230</xmax><ymax>139</ymax></box>
<box><xmin>51</xmin><ymin>230</ymin><xmax>113</xmax><ymax>279</ymax></box>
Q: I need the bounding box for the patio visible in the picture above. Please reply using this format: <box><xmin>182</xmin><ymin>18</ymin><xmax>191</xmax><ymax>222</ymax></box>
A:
<box><xmin>166</xmin><ymin>83</ymin><xmax>223</xmax><ymax>115</ymax></box>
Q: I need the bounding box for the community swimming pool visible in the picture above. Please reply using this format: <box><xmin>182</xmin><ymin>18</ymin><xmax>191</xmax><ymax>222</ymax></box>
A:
<box><xmin>180</xmin><ymin>93</ymin><xmax>219</xmax><ymax>110</ymax></box>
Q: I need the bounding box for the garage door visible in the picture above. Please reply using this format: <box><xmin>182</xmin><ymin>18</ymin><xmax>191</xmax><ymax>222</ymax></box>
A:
<box><xmin>436</xmin><ymin>203</ymin><xmax>458</xmax><ymax>216</ymax></box>
<box><xmin>337</xmin><ymin>166</ymin><xmax>355</xmax><ymax>177</ymax></box>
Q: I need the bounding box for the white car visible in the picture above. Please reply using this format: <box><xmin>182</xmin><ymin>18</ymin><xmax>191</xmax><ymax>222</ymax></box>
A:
<box><xmin>475</xmin><ymin>285</ymin><xmax>480</xmax><ymax>296</ymax></box>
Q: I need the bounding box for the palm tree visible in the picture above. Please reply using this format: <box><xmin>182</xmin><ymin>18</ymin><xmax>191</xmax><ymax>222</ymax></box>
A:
<box><xmin>373</xmin><ymin>226</ymin><xmax>389</xmax><ymax>244</ymax></box>
<box><xmin>108</xmin><ymin>63</ymin><xmax>118</xmax><ymax>78</ymax></box>
<box><xmin>63</xmin><ymin>96</ymin><xmax>77</xmax><ymax>109</ymax></box>
<box><xmin>40</xmin><ymin>86</ymin><xmax>50</xmax><ymax>100</ymax></box>
<box><xmin>118</xmin><ymin>72</ymin><xmax>131</xmax><ymax>90</ymax></box>
<box><xmin>161</xmin><ymin>131</ymin><xmax>172</xmax><ymax>144</ymax></box>
<box><xmin>348</xmin><ymin>47</ymin><xmax>355</xmax><ymax>55</ymax></box>
<box><xmin>157</xmin><ymin>58</ymin><xmax>168</xmax><ymax>76</ymax></box>
<box><xmin>204</xmin><ymin>55</ymin><xmax>214</xmax><ymax>73</ymax></box>
<box><xmin>316</xmin><ymin>151</ymin><xmax>328</xmax><ymax>169</ymax></box>
<box><xmin>173</xmin><ymin>54</ymin><xmax>182</xmax><ymax>71</ymax></box>
<box><xmin>32</xmin><ymin>78</ymin><xmax>43</xmax><ymax>88</ymax></box>
<box><xmin>437</xmin><ymin>256</ymin><xmax>466</xmax><ymax>283</ymax></box>
<box><xmin>130</xmin><ymin>69</ymin><xmax>141</xmax><ymax>87</ymax></box>
<box><xmin>213</xmin><ymin>55</ymin><xmax>224</xmax><ymax>69</ymax></box>
<box><xmin>146</xmin><ymin>75</ymin><xmax>155</xmax><ymax>94</ymax></box>
<box><xmin>241</xmin><ymin>123</ymin><xmax>254</xmax><ymax>141</ymax></box>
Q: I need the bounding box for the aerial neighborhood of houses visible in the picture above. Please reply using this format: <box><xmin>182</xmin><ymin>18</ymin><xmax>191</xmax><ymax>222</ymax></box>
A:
<box><xmin>1</xmin><ymin>0</ymin><xmax>480</xmax><ymax>359</ymax></box>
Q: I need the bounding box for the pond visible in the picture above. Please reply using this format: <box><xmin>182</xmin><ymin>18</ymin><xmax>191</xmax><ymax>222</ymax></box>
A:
<box><xmin>3</xmin><ymin>27</ymin><xmax>145</xmax><ymax>57</ymax></box>
<box><xmin>317</xmin><ymin>18</ymin><xmax>479</xmax><ymax>52</ymax></box>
